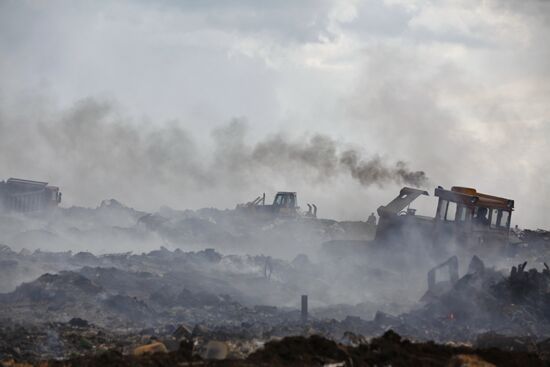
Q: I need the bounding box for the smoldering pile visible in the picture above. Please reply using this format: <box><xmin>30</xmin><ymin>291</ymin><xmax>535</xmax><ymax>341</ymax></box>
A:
<box><xmin>3</xmin><ymin>328</ymin><xmax>550</xmax><ymax>367</ymax></box>
<box><xmin>0</xmin><ymin>196</ymin><xmax>378</xmax><ymax>262</ymax></box>
<box><xmin>4</xmin><ymin>239</ymin><xmax>550</xmax><ymax>363</ymax></box>
<box><xmin>3</xmin><ymin>197</ymin><xmax>550</xmax><ymax>364</ymax></box>
<box><xmin>0</xmin><ymin>242</ymin><xmax>398</xmax><ymax>331</ymax></box>
<box><xmin>341</xmin><ymin>257</ymin><xmax>550</xmax><ymax>344</ymax></box>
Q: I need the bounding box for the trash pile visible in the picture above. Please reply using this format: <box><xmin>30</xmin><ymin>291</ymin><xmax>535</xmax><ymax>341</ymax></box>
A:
<box><xmin>0</xmin><ymin>240</ymin><xmax>411</xmax><ymax>328</ymax></box>
<box><xmin>3</xmin><ymin>330</ymin><xmax>549</xmax><ymax>367</ymax></box>
<box><xmin>0</xmin><ymin>198</ymin><xmax>374</xmax><ymax>259</ymax></box>
<box><xmin>4</xmin><ymin>247</ymin><xmax>550</xmax><ymax>363</ymax></box>
<box><xmin>2</xmin><ymin>198</ymin><xmax>550</xmax><ymax>365</ymax></box>
<box><xmin>0</xmin><ymin>247</ymin><xmax>297</xmax><ymax>329</ymax></box>
<box><xmin>248</xmin><ymin>330</ymin><xmax>550</xmax><ymax>367</ymax></box>
<box><xmin>514</xmin><ymin>229</ymin><xmax>550</xmax><ymax>261</ymax></box>
<box><xmin>0</xmin><ymin>320</ymin><xmax>139</xmax><ymax>362</ymax></box>
<box><xmin>337</xmin><ymin>257</ymin><xmax>550</xmax><ymax>344</ymax></box>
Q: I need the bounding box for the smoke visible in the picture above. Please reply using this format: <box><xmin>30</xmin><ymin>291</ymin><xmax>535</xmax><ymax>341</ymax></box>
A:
<box><xmin>249</xmin><ymin>133</ymin><xmax>428</xmax><ymax>187</ymax></box>
<box><xmin>340</xmin><ymin>151</ymin><xmax>428</xmax><ymax>188</ymax></box>
<box><xmin>0</xmin><ymin>97</ymin><xmax>428</xmax><ymax>210</ymax></box>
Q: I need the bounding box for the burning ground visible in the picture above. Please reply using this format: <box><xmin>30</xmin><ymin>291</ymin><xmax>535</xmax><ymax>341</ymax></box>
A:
<box><xmin>2</xmin><ymin>201</ymin><xmax>550</xmax><ymax>365</ymax></box>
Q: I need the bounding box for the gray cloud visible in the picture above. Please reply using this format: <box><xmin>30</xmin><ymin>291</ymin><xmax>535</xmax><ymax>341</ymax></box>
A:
<box><xmin>150</xmin><ymin>0</ymin><xmax>337</xmax><ymax>43</ymax></box>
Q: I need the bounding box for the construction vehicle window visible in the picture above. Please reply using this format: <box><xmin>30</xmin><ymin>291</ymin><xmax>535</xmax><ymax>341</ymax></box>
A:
<box><xmin>490</xmin><ymin>208</ymin><xmax>498</xmax><ymax>228</ymax></box>
<box><xmin>446</xmin><ymin>202</ymin><xmax>457</xmax><ymax>221</ymax></box>
<box><xmin>438</xmin><ymin>200</ymin><xmax>448</xmax><ymax>220</ymax></box>
<box><xmin>274</xmin><ymin>195</ymin><xmax>283</xmax><ymax>206</ymax></box>
<box><xmin>500</xmin><ymin>210</ymin><xmax>510</xmax><ymax>228</ymax></box>
<box><xmin>474</xmin><ymin>207</ymin><xmax>490</xmax><ymax>226</ymax></box>
<box><xmin>457</xmin><ymin>206</ymin><xmax>469</xmax><ymax>221</ymax></box>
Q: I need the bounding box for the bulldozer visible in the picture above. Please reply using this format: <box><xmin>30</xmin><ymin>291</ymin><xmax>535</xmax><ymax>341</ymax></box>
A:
<box><xmin>236</xmin><ymin>192</ymin><xmax>317</xmax><ymax>218</ymax></box>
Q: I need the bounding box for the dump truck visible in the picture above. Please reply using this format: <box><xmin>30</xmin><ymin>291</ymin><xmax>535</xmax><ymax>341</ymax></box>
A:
<box><xmin>237</xmin><ymin>192</ymin><xmax>317</xmax><ymax>218</ymax></box>
<box><xmin>0</xmin><ymin>178</ymin><xmax>62</xmax><ymax>213</ymax></box>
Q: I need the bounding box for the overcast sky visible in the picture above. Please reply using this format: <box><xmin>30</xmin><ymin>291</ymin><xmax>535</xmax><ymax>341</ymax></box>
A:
<box><xmin>0</xmin><ymin>0</ymin><xmax>549</xmax><ymax>228</ymax></box>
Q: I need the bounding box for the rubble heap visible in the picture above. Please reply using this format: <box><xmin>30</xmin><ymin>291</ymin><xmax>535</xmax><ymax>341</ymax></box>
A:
<box><xmin>342</xmin><ymin>259</ymin><xmax>550</xmax><ymax>343</ymax></box>
<box><xmin>3</xmin><ymin>330</ymin><xmax>549</xmax><ymax>367</ymax></box>
<box><xmin>2</xmin><ymin>199</ymin><xmax>550</xmax><ymax>364</ymax></box>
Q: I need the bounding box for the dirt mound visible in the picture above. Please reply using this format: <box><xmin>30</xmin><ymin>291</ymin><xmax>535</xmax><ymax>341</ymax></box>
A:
<box><xmin>248</xmin><ymin>334</ymin><xmax>348</xmax><ymax>366</ymax></box>
<box><xmin>16</xmin><ymin>331</ymin><xmax>547</xmax><ymax>367</ymax></box>
<box><xmin>249</xmin><ymin>330</ymin><xmax>548</xmax><ymax>367</ymax></box>
<box><xmin>10</xmin><ymin>272</ymin><xmax>103</xmax><ymax>303</ymax></box>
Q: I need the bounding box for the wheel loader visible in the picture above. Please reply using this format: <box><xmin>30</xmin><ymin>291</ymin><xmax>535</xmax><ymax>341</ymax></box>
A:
<box><xmin>323</xmin><ymin>185</ymin><xmax>515</xmax><ymax>259</ymax></box>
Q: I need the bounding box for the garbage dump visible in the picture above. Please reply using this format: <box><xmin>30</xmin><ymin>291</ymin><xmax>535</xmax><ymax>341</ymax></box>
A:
<box><xmin>0</xmin><ymin>190</ymin><xmax>550</xmax><ymax>366</ymax></box>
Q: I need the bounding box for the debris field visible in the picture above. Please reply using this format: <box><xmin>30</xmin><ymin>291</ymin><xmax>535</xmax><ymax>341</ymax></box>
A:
<box><xmin>2</xmin><ymin>193</ymin><xmax>550</xmax><ymax>366</ymax></box>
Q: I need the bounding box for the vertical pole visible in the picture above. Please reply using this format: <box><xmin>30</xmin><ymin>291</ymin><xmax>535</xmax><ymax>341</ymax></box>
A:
<box><xmin>301</xmin><ymin>295</ymin><xmax>308</xmax><ymax>323</ymax></box>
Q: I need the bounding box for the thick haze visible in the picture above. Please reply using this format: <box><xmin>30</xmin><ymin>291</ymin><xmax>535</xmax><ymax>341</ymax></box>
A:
<box><xmin>0</xmin><ymin>0</ymin><xmax>549</xmax><ymax>227</ymax></box>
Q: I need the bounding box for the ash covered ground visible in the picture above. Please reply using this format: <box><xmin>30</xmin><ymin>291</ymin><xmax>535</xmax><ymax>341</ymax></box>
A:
<box><xmin>2</xmin><ymin>200</ymin><xmax>550</xmax><ymax>366</ymax></box>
